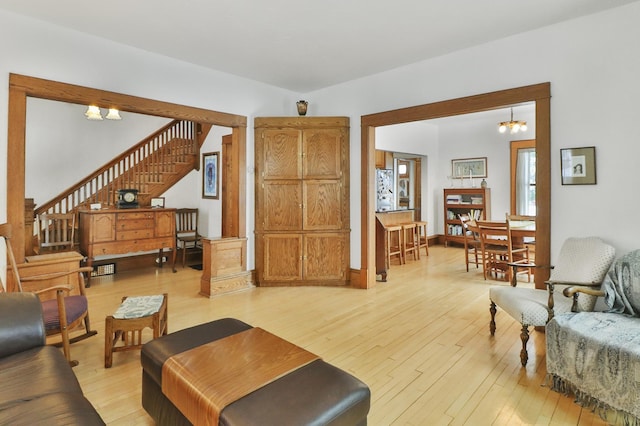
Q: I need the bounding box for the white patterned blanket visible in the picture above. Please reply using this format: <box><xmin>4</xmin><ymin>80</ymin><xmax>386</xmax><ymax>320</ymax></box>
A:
<box><xmin>546</xmin><ymin>249</ymin><xmax>640</xmax><ymax>423</ymax></box>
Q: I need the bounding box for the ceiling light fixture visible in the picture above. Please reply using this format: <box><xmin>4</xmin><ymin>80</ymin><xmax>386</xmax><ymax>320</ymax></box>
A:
<box><xmin>105</xmin><ymin>108</ymin><xmax>122</xmax><ymax>120</ymax></box>
<box><xmin>498</xmin><ymin>108</ymin><xmax>527</xmax><ymax>134</ymax></box>
<box><xmin>85</xmin><ymin>106</ymin><xmax>122</xmax><ymax>120</ymax></box>
<box><xmin>85</xmin><ymin>105</ymin><xmax>103</xmax><ymax>120</ymax></box>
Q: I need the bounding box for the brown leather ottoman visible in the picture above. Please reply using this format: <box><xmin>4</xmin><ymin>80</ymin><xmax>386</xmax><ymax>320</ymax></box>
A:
<box><xmin>141</xmin><ymin>318</ymin><xmax>370</xmax><ymax>426</ymax></box>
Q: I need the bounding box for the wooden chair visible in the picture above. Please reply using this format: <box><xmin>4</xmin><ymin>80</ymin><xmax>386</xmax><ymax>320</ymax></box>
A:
<box><xmin>506</xmin><ymin>214</ymin><xmax>536</xmax><ymax>285</ymax></box>
<box><xmin>175</xmin><ymin>208</ymin><xmax>202</xmax><ymax>267</ymax></box>
<box><xmin>1</xmin><ymin>223</ymin><xmax>97</xmax><ymax>366</ymax></box>
<box><xmin>506</xmin><ymin>213</ymin><xmax>536</xmax><ymax>262</ymax></box>
<box><xmin>459</xmin><ymin>216</ymin><xmax>482</xmax><ymax>272</ymax></box>
<box><xmin>35</xmin><ymin>213</ymin><xmax>76</xmax><ymax>254</ymax></box>
<box><xmin>478</xmin><ymin>222</ymin><xmax>531</xmax><ymax>282</ymax></box>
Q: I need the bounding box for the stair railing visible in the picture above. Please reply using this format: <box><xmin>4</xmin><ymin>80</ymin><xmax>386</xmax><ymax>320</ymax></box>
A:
<box><xmin>35</xmin><ymin>120</ymin><xmax>197</xmax><ymax>216</ymax></box>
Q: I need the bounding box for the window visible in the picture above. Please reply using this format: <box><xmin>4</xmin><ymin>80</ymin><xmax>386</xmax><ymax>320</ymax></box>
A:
<box><xmin>510</xmin><ymin>140</ymin><xmax>536</xmax><ymax>215</ymax></box>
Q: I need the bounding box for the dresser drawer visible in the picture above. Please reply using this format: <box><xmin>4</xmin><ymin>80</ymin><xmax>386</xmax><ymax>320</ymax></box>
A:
<box><xmin>117</xmin><ymin>211</ymin><xmax>154</xmax><ymax>221</ymax></box>
<box><xmin>116</xmin><ymin>229</ymin><xmax>154</xmax><ymax>240</ymax></box>
<box><xmin>117</xmin><ymin>218</ymin><xmax>154</xmax><ymax>231</ymax></box>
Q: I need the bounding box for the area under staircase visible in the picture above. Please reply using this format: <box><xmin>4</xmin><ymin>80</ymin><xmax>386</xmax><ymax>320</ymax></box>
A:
<box><xmin>34</xmin><ymin>119</ymin><xmax>211</xmax><ymax>216</ymax></box>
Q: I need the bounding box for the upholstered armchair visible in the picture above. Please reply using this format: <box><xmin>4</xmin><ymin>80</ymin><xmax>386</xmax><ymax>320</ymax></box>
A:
<box><xmin>489</xmin><ymin>236</ymin><xmax>615</xmax><ymax>366</ymax></box>
<box><xmin>546</xmin><ymin>249</ymin><xmax>640</xmax><ymax>423</ymax></box>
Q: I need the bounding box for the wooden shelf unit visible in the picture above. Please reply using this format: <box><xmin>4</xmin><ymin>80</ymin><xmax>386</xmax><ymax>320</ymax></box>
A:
<box><xmin>443</xmin><ymin>188</ymin><xmax>491</xmax><ymax>247</ymax></box>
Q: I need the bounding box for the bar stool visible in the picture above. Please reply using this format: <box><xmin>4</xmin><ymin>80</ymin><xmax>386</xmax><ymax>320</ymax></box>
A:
<box><xmin>415</xmin><ymin>220</ymin><xmax>429</xmax><ymax>257</ymax></box>
<box><xmin>384</xmin><ymin>224</ymin><xmax>404</xmax><ymax>266</ymax></box>
<box><xmin>402</xmin><ymin>222</ymin><xmax>419</xmax><ymax>262</ymax></box>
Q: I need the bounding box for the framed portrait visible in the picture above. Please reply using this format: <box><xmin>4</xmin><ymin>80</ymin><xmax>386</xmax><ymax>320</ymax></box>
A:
<box><xmin>202</xmin><ymin>151</ymin><xmax>219</xmax><ymax>199</ymax></box>
<box><xmin>452</xmin><ymin>157</ymin><xmax>487</xmax><ymax>179</ymax></box>
<box><xmin>561</xmin><ymin>146</ymin><xmax>596</xmax><ymax>185</ymax></box>
<box><xmin>150</xmin><ymin>197</ymin><xmax>165</xmax><ymax>208</ymax></box>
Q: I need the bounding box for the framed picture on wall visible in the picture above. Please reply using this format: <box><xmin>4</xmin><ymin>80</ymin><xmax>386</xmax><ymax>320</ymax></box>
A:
<box><xmin>452</xmin><ymin>157</ymin><xmax>487</xmax><ymax>178</ymax></box>
<box><xmin>561</xmin><ymin>146</ymin><xmax>596</xmax><ymax>185</ymax></box>
<box><xmin>202</xmin><ymin>151</ymin><xmax>219</xmax><ymax>199</ymax></box>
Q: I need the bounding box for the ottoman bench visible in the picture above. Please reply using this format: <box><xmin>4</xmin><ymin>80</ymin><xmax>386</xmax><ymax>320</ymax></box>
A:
<box><xmin>141</xmin><ymin>318</ymin><xmax>370</xmax><ymax>426</ymax></box>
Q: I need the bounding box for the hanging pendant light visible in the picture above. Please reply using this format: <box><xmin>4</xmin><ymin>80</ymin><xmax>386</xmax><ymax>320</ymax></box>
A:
<box><xmin>498</xmin><ymin>108</ymin><xmax>527</xmax><ymax>134</ymax></box>
<box><xmin>85</xmin><ymin>105</ymin><xmax>103</xmax><ymax>120</ymax></box>
<box><xmin>105</xmin><ymin>108</ymin><xmax>122</xmax><ymax>120</ymax></box>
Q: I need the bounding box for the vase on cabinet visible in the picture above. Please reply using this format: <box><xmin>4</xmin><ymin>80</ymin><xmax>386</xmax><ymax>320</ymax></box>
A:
<box><xmin>296</xmin><ymin>100</ymin><xmax>308</xmax><ymax>116</ymax></box>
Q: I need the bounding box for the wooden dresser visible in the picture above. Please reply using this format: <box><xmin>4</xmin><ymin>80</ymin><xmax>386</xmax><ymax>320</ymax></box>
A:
<box><xmin>79</xmin><ymin>208</ymin><xmax>177</xmax><ymax>272</ymax></box>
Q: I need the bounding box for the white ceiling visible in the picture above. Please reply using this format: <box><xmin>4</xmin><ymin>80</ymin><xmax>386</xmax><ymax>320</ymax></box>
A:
<box><xmin>1</xmin><ymin>0</ymin><xmax>638</xmax><ymax>92</ymax></box>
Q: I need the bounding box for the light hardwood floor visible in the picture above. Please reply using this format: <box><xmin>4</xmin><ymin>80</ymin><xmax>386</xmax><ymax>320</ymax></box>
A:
<box><xmin>68</xmin><ymin>245</ymin><xmax>607</xmax><ymax>425</ymax></box>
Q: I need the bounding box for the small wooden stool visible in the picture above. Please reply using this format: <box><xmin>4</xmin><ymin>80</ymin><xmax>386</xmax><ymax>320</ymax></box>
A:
<box><xmin>384</xmin><ymin>224</ymin><xmax>404</xmax><ymax>266</ymax></box>
<box><xmin>415</xmin><ymin>220</ymin><xmax>429</xmax><ymax>257</ymax></box>
<box><xmin>401</xmin><ymin>222</ymin><xmax>419</xmax><ymax>261</ymax></box>
<box><xmin>105</xmin><ymin>293</ymin><xmax>168</xmax><ymax>368</ymax></box>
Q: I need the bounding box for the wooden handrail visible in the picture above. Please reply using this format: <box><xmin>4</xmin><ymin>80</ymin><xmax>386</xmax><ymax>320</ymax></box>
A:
<box><xmin>35</xmin><ymin>120</ymin><xmax>198</xmax><ymax>215</ymax></box>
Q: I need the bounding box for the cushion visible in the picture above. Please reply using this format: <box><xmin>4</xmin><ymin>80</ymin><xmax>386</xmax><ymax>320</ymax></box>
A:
<box><xmin>603</xmin><ymin>249</ymin><xmax>640</xmax><ymax>316</ymax></box>
<box><xmin>41</xmin><ymin>295</ymin><xmax>87</xmax><ymax>331</ymax></box>
<box><xmin>490</xmin><ymin>286</ymin><xmax>573</xmax><ymax>326</ymax></box>
<box><xmin>113</xmin><ymin>295</ymin><xmax>164</xmax><ymax>319</ymax></box>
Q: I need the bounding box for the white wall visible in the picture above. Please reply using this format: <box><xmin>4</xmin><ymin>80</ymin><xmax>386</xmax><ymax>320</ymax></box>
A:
<box><xmin>25</xmin><ymin>98</ymin><xmax>171</xmax><ymax>206</ymax></box>
<box><xmin>2</xmin><ymin>3</ymin><xmax>640</xmax><ymax>276</ymax></box>
<box><xmin>305</xmin><ymin>2</ymin><xmax>640</xmax><ymax>261</ymax></box>
<box><xmin>0</xmin><ymin>9</ymin><xmax>303</xmax><ymax>270</ymax></box>
<box><xmin>376</xmin><ymin>122</ymin><xmax>439</xmax><ymax>236</ymax></box>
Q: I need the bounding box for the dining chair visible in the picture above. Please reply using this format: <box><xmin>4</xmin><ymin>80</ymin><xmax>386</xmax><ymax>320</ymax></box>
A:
<box><xmin>175</xmin><ymin>208</ymin><xmax>203</xmax><ymax>267</ymax></box>
<box><xmin>1</xmin><ymin>223</ymin><xmax>97</xmax><ymax>366</ymax></box>
<box><xmin>459</xmin><ymin>215</ymin><xmax>482</xmax><ymax>272</ymax></box>
<box><xmin>477</xmin><ymin>221</ymin><xmax>529</xmax><ymax>283</ymax></box>
<box><xmin>489</xmin><ymin>236</ymin><xmax>615</xmax><ymax>367</ymax></box>
<box><xmin>506</xmin><ymin>213</ymin><xmax>536</xmax><ymax>248</ymax></box>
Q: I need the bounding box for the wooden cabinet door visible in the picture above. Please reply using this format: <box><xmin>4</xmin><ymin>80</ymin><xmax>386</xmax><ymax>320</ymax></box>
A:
<box><xmin>262</xmin><ymin>234</ymin><xmax>303</xmax><ymax>281</ymax></box>
<box><xmin>261</xmin><ymin>129</ymin><xmax>302</xmax><ymax>179</ymax></box>
<box><xmin>304</xmin><ymin>233</ymin><xmax>347</xmax><ymax>281</ymax></box>
<box><xmin>303</xmin><ymin>128</ymin><xmax>343</xmax><ymax>179</ymax></box>
<box><xmin>90</xmin><ymin>213</ymin><xmax>116</xmax><ymax>243</ymax></box>
<box><xmin>155</xmin><ymin>210</ymin><xmax>175</xmax><ymax>237</ymax></box>
<box><xmin>262</xmin><ymin>181</ymin><xmax>302</xmax><ymax>231</ymax></box>
<box><xmin>303</xmin><ymin>180</ymin><xmax>343</xmax><ymax>230</ymax></box>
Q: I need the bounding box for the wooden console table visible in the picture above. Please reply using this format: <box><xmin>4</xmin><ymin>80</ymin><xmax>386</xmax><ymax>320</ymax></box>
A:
<box><xmin>79</xmin><ymin>208</ymin><xmax>177</xmax><ymax>273</ymax></box>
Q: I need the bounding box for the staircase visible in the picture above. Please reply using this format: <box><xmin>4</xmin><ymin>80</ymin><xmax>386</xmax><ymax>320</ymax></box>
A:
<box><xmin>34</xmin><ymin>119</ymin><xmax>211</xmax><ymax>216</ymax></box>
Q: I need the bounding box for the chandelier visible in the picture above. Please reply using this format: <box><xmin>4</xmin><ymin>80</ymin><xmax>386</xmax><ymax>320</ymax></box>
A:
<box><xmin>498</xmin><ymin>108</ymin><xmax>527</xmax><ymax>134</ymax></box>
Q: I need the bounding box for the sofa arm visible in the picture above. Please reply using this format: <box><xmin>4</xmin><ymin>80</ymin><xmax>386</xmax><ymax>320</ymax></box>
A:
<box><xmin>0</xmin><ymin>292</ymin><xmax>46</xmax><ymax>358</ymax></box>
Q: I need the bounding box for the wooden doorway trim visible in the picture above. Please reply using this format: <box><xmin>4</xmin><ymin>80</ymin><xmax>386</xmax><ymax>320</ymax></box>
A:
<box><xmin>7</xmin><ymin>73</ymin><xmax>247</xmax><ymax>263</ymax></box>
<box><xmin>360</xmin><ymin>83</ymin><xmax>551</xmax><ymax>289</ymax></box>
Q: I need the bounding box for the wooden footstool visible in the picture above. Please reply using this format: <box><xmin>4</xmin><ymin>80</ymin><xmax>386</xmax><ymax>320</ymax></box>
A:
<box><xmin>105</xmin><ymin>293</ymin><xmax>167</xmax><ymax>368</ymax></box>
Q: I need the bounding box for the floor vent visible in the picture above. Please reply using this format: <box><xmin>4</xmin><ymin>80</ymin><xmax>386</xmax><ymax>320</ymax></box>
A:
<box><xmin>92</xmin><ymin>263</ymin><xmax>116</xmax><ymax>277</ymax></box>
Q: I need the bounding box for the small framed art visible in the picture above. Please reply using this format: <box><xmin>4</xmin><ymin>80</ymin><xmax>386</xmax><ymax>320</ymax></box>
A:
<box><xmin>202</xmin><ymin>151</ymin><xmax>219</xmax><ymax>199</ymax></box>
<box><xmin>452</xmin><ymin>157</ymin><xmax>487</xmax><ymax>179</ymax></box>
<box><xmin>560</xmin><ymin>146</ymin><xmax>596</xmax><ymax>185</ymax></box>
<box><xmin>150</xmin><ymin>197</ymin><xmax>165</xmax><ymax>208</ymax></box>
